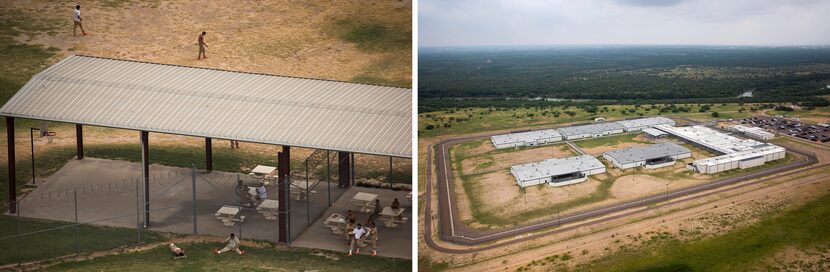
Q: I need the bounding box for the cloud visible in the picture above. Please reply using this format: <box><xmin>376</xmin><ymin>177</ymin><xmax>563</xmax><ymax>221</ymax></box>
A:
<box><xmin>419</xmin><ymin>0</ymin><xmax>830</xmax><ymax>46</ymax></box>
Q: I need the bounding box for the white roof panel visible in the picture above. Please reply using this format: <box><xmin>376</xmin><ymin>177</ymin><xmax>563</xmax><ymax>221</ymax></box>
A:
<box><xmin>0</xmin><ymin>55</ymin><xmax>412</xmax><ymax>157</ymax></box>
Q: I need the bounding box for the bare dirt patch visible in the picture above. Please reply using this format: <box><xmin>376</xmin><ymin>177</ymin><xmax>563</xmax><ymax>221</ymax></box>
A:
<box><xmin>460</xmin><ymin>144</ymin><xmax>574</xmax><ymax>176</ymax></box>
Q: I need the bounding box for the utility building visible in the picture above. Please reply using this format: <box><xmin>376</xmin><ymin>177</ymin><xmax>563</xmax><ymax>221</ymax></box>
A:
<box><xmin>616</xmin><ymin>117</ymin><xmax>675</xmax><ymax>132</ymax></box>
<box><xmin>491</xmin><ymin>129</ymin><xmax>562</xmax><ymax>149</ymax></box>
<box><xmin>557</xmin><ymin>122</ymin><xmax>625</xmax><ymax>140</ymax></box>
<box><xmin>688</xmin><ymin>144</ymin><xmax>785</xmax><ymax>174</ymax></box>
<box><xmin>602</xmin><ymin>142</ymin><xmax>691</xmax><ymax>170</ymax></box>
<box><xmin>642</xmin><ymin>128</ymin><xmax>668</xmax><ymax>139</ymax></box>
<box><xmin>510</xmin><ymin>155</ymin><xmax>606</xmax><ymax>187</ymax></box>
<box><xmin>727</xmin><ymin>125</ymin><xmax>775</xmax><ymax>140</ymax></box>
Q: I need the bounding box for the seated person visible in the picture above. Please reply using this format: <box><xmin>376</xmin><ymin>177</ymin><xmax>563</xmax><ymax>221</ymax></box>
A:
<box><xmin>214</xmin><ymin>233</ymin><xmax>245</xmax><ymax>255</ymax></box>
<box><xmin>391</xmin><ymin>198</ymin><xmax>403</xmax><ymax>220</ymax></box>
<box><xmin>344</xmin><ymin>218</ymin><xmax>356</xmax><ymax>245</ymax></box>
<box><xmin>169</xmin><ymin>243</ymin><xmax>186</xmax><ymax>259</ymax></box>
<box><xmin>347</xmin><ymin>223</ymin><xmax>366</xmax><ymax>256</ymax></box>
<box><xmin>256</xmin><ymin>181</ymin><xmax>268</xmax><ymax>201</ymax></box>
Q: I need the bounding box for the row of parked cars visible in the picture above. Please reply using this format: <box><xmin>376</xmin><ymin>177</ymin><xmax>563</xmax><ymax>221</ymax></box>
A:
<box><xmin>739</xmin><ymin>116</ymin><xmax>830</xmax><ymax>143</ymax></box>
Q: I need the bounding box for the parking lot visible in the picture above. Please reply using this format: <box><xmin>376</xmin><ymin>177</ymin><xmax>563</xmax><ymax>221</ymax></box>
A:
<box><xmin>738</xmin><ymin>116</ymin><xmax>830</xmax><ymax>143</ymax></box>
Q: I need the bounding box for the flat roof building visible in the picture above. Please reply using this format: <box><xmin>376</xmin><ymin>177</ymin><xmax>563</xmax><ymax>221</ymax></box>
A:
<box><xmin>557</xmin><ymin>122</ymin><xmax>626</xmax><ymax>140</ymax></box>
<box><xmin>602</xmin><ymin>143</ymin><xmax>691</xmax><ymax>170</ymax></box>
<box><xmin>727</xmin><ymin>125</ymin><xmax>775</xmax><ymax>141</ymax></box>
<box><xmin>510</xmin><ymin>155</ymin><xmax>606</xmax><ymax>187</ymax></box>
<box><xmin>689</xmin><ymin>144</ymin><xmax>785</xmax><ymax>174</ymax></box>
<box><xmin>642</xmin><ymin>128</ymin><xmax>668</xmax><ymax>139</ymax></box>
<box><xmin>491</xmin><ymin>129</ymin><xmax>563</xmax><ymax>149</ymax></box>
<box><xmin>654</xmin><ymin>125</ymin><xmax>764</xmax><ymax>154</ymax></box>
<box><xmin>616</xmin><ymin>117</ymin><xmax>675</xmax><ymax>132</ymax></box>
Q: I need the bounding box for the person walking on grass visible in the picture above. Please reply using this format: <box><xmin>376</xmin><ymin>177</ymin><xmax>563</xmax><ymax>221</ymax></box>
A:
<box><xmin>214</xmin><ymin>233</ymin><xmax>245</xmax><ymax>255</ymax></box>
<box><xmin>198</xmin><ymin>31</ymin><xmax>209</xmax><ymax>60</ymax></box>
<box><xmin>73</xmin><ymin>5</ymin><xmax>87</xmax><ymax>36</ymax></box>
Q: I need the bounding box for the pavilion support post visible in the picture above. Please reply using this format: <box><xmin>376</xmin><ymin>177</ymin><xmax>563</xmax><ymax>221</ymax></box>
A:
<box><xmin>75</xmin><ymin>124</ymin><xmax>83</xmax><ymax>160</ymax></box>
<box><xmin>6</xmin><ymin>117</ymin><xmax>16</xmax><ymax>214</ymax></box>
<box><xmin>140</xmin><ymin>131</ymin><xmax>150</xmax><ymax>228</ymax></box>
<box><xmin>205</xmin><ymin>138</ymin><xmax>212</xmax><ymax>172</ymax></box>
<box><xmin>338</xmin><ymin>151</ymin><xmax>351</xmax><ymax>188</ymax></box>
<box><xmin>351</xmin><ymin>153</ymin><xmax>355</xmax><ymax>186</ymax></box>
<box><xmin>277</xmin><ymin>146</ymin><xmax>290</xmax><ymax>244</ymax></box>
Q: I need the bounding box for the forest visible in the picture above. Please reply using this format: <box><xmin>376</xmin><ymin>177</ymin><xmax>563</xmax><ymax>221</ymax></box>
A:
<box><xmin>419</xmin><ymin>46</ymin><xmax>830</xmax><ymax>111</ymax></box>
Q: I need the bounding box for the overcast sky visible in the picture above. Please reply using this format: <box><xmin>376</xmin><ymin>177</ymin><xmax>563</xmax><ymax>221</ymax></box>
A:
<box><xmin>419</xmin><ymin>0</ymin><xmax>830</xmax><ymax>47</ymax></box>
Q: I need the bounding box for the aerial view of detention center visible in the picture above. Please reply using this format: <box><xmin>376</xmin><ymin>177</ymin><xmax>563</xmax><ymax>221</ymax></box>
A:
<box><xmin>417</xmin><ymin>0</ymin><xmax>830</xmax><ymax>271</ymax></box>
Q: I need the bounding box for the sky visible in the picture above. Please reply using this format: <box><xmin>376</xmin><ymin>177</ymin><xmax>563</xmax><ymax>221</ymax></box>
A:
<box><xmin>419</xmin><ymin>0</ymin><xmax>830</xmax><ymax>47</ymax></box>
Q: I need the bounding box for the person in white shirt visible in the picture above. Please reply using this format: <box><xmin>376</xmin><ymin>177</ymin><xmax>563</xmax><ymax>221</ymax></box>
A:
<box><xmin>73</xmin><ymin>5</ymin><xmax>86</xmax><ymax>36</ymax></box>
<box><xmin>214</xmin><ymin>233</ymin><xmax>245</xmax><ymax>255</ymax></box>
<box><xmin>347</xmin><ymin>224</ymin><xmax>366</xmax><ymax>256</ymax></box>
<box><xmin>256</xmin><ymin>181</ymin><xmax>267</xmax><ymax>201</ymax></box>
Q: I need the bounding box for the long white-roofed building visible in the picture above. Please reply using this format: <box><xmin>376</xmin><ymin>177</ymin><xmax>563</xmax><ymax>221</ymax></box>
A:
<box><xmin>616</xmin><ymin>117</ymin><xmax>675</xmax><ymax>132</ymax></box>
<box><xmin>602</xmin><ymin>142</ymin><xmax>691</xmax><ymax>170</ymax></box>
<box><xmin>510</xmin><ymin>155</ymin><xmax>606</xmax><ymax>187</ymax></box>
<box><xmin>654</xmin><ymin>125</ymin><xmax>786</xmax><ymax>174</ymax></box>
<box><xmin>557</xmin><ymin>122</ymin><xmax>626</xmax><ymax>140</ymax></box>
<box><xmin>491</xmin><ymin>129</ymin><xmax>563</xmax><ymax>149</ymax></box>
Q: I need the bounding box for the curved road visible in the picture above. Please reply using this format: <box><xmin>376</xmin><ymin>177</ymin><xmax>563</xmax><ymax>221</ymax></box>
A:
<box><xmin>423</xmin><ymin>125</ymin><xmax>820</xmax><ymax>253</ymax></box>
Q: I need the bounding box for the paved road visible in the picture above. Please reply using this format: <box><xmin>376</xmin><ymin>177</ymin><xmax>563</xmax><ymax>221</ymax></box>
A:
<box><xmin>423</xmin><ymin>122</ymin><xmax>820</xmax><ymax>253</ymax></box>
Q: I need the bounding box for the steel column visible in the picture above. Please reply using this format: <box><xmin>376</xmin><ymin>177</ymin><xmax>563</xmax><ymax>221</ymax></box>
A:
<box><xmin>76</xmin><ymin>124</ymin><xmax>83</xmax><ymax>159</ymax></box>
<box><xmin>6</xmin><ymin>117</ymin><xmax>16</xmax><ymax>213</ymax></box>
<box><xmin>277</xmin><ymin>146</ymin><xmax>290</xmax><ymax>243</ymax></box>
<box><xmin>338</xmin><ymin>151</ymin><xmax>351</xmax><ymax>188</ymax></box>
<box><xmin>140</xmin><ymin>131</ymin><xmax>150</xmax><ymax>228</ymax></box>
<box><xmin>205</xmin><ymin>138</ymin><xmax>212</xmax><ymax>172</ymax></box>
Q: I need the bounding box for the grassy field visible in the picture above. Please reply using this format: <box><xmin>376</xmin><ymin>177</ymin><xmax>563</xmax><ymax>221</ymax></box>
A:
<box><xmin>572</xmin><ymin>191</ymin><xmax>830</xmax><ymax>272</ymax></box>
<box><xmin>44</xmin><ymin>241</ymin><xmax>411</xmax><ymax>271</ymax></box>
<box><xmin>0</xmin><ymin>216</ymin><xmax>165</xmax><ymax>265</ymax></box>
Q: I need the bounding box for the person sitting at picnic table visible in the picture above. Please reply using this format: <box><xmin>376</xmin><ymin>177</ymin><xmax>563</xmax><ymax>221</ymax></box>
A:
<box><xmin>346</xmin><ymin>209</ymin><xmax>356</xmax><ymax>222</ymax></box>
<box><xmin>256</xmin><ymin>181</ymin><xmax>267</xmax><ymax>201</ymax></box>
<box><xmin>368</xmin><ymin>222</ymin><xmax>379</xmax><ymax>256</ymax></box>
<box><xmin>214</xmin><ymin>233</ymin><xmax>245</xmax><ymax>255</ymax></box>
<box><xmin>169</xmin><ymin>243</ymin><xmax>186</xmax><ymax>259</ymax></box>
<box><xmin>347</xmin><ymin>223</ymin><xmax>366</xmax><ymax>256</ymax></box>
<box><xmin>344</xmin><ymin>218</ymin><xmax>356</xmax><ymax>245</ymax></box>
<box><xmin>391</xmin><ymin>198</ymin><xmax>404</xmax><ymax>220</ymax></box>
<box><xmin>367</xmin><ymin>199</ymin><xmax>382</xmax><ymax>224</ymax></box>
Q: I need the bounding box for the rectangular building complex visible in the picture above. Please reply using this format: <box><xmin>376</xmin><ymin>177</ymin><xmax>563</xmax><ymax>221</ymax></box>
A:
<box><xmin>602</xmin><ymin>142</ymin><xmax>691</xmax><ymax>170</ymax></box>
<box><xmin>557</xmin><ymin>122</ymin><xmax>626</xmax><ymax>140</ymax></box>
<box><xmin>510</xmin><ymin>155</ymin><xmax>606</xmax><ymax>187</ymax></box>
<box><xmin>654</xmin><ymin>125</ymin><xmax>765</xmax><ymax>154</ymax></box>
<box><xmin>491</xmin><ymin>129</ymin><xmax>563</xmax><ymax>149</ymax></box>
<box><xmin>688</xmin><ymin>144</ymin><xmax>785</xmax><ymax>174</ymax></box>
<box><xmin>616</xmin><ymin>117</ymin><xmax>676</xmax><ymax>132</ymax></box>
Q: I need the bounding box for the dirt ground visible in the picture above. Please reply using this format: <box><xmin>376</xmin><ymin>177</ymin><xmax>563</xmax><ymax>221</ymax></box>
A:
<box><xmin>422</xmin><ymin>137</ymin><xmax>830</xmax><ymax>271</ymax></box>
<box><xmin>578</xmin><ymin>134</ymin><xmax>650</xmax><ymax>155</ymax></box>
<box><xmin>2</xmin><ymin>0</ymin><xmax>411</xmax><ymax>85</ymax></box>
<box><xmin>459</xmin><ymin>143</ymin><xmax>574</xmax><ymax>176</ymax></box>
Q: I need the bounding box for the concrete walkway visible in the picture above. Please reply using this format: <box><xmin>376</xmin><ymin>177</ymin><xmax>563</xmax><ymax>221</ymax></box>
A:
<box><xmin>15</xmin><ymin>157</ymin><xmax>350</xmax><ymax>246</ymax></box>
<box><xmin>292</xmin><ymin>187</ymin><xmax>412</xmax><ymax>259</ymax></box>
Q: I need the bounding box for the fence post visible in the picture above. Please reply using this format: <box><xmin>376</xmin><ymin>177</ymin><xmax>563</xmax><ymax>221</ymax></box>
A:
<box><xmin>389</xmin><ymin>156</ymin><xmax>393</xmax><ymax>189</ymax></box>
<box><xmin>306</xmin><ymin>160</ymin><xmax>310</xmax><ymax>225</ymax></box>
<box><xmin>237</xmin><ymin>173</ymin><xmax>242</xmax><ymax>239</ymax></box>
<box><xmin>286</xmin><ymin>174</ymin><xmax>291</xmax><ymax>245</ymax></box>
<box><xmin>192</xmin><ymin>164</ymin><xmax>197</xmax><ymax>234</ymax></box>
<box><xmin>17</xmin><ymin>201</ymin><xmax>21</xmax><ymax>268</ymax></box>
<box><xmin>327</xmin><ymin>150</ymin><xmax>331</xmax><ymax>206</ymax></box>
<box><xmin>75</xmin><ymin>190</ymin><xmax>79</xmax><ymax>256</ymax></box>
<box><xmin>135</xmin><ymin>178</ymin><xmax>141</xmax><ymax>245</ymax></box>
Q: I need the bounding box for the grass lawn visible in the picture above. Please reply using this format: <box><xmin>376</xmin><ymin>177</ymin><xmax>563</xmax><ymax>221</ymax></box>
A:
<box><xmin>0</xmin><ymin>216</ymin><xmax>165</xmax><ymax>265</ymax></box>
<box><xmin>572</xmin><ymin>190</ymin><xmax>830</xmax><ymax>272</ymax></box>
<box><xmin>45</xmin><ymin>241</ymin><xmax>411</xmax><ymax>271</ymax></box>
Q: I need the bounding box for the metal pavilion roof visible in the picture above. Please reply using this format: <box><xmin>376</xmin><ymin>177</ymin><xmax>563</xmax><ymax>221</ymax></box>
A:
<box><xmin>0</xmin><ymin>55</ymin><xmax>412</xmax><ymax>158</ymax></box>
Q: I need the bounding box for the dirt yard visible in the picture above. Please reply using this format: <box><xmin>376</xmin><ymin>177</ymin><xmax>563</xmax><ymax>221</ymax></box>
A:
<box><xmin>459</xmin><ymin>143</ymin><xmax>575</xmax><ymax>176</ymax></box>
<box><xmin>1</xmin><ymin>0</ymin><xmax>411</xmax><ymax>86</ymax></box>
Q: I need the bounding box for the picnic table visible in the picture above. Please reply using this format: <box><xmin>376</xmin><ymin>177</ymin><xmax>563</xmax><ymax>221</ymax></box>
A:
<box><xmin>351</xmin><ymin>192</ymin><xmax>378</xmax><ymax>213</ymax></box>
<box><xmin>214</xmin><ymin>205</ymin><xmax>245</xmax><ymax>226</ymax></box>
<box><xmin>249</xmin><ymin>165</ymin><xmax>276</xmax><ymax>184</ymax></box>
<box><xmin>256</xmin><ymin>199</ymin><xmax>279</xmax><ymax>220</ymax></box>
<box><xmin>323</xmin><ymin>213</ymin><xmax>347</xmax><ymax>234</ymax></box>
<box><xmin>290</xmin><ymin>180</ymin><xmax>318</xmax><ymax>200</ymax></box>
<box><xmin>379</xmin><ymin>207</ymin><xmax>406</xmax><ymax>228</ymax></box>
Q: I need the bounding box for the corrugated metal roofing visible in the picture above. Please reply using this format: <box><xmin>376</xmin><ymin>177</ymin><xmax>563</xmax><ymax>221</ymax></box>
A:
<box><xmin>0</xmin><ymin>55</ymin><xmax>412</xmax><ymax>158</ymax></box>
